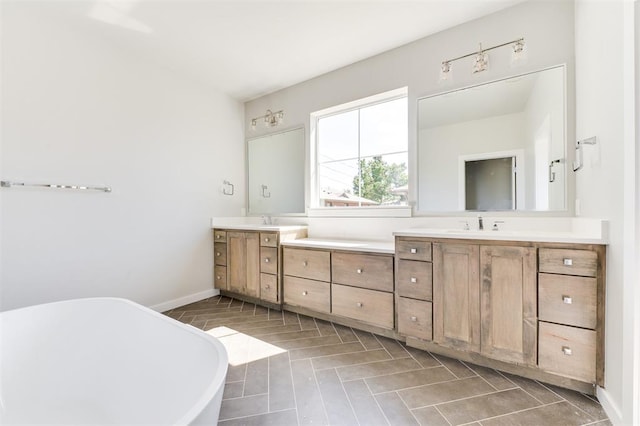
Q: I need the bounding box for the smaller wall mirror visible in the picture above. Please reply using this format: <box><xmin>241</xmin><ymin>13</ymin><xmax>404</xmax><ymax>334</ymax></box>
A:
<box><xmin>418</xmin><ymin>65</ymin><xmax>566</xmax><ymax>212</ymax></box>
<box><xmin>247</xmin><ymin>127</ymin><xmax>305</xmax><ymax>215</ymax></box>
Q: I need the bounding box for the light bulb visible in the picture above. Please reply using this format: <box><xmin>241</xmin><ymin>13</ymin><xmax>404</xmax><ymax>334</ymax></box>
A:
<box><xmin>439</xmin><ymin>61</ymin><xmax>453</xmax><ymax>84</ymax></box>
<box><xmin>511</xmin><ymin>39</ymin><xmax>527</xmax><ymax>67</ymax></box>
<box><xmin>472</xmin><ymin>43</ymin><xmax>488</xmax><ymax>73</ymax></box>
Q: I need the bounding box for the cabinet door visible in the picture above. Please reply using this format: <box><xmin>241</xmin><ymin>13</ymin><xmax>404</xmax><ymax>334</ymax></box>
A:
<box><xmin>228</xmin><ymin>232</ymin><xmax>260</xmax><ymax>297</ymax></box>
<box><xmin>480</xmin><ymin>245</ymin><xmax>537</xmax><ymax>366</ymax></box>
<box><xmin>433</xmin><ymin>243</ymin><xmax>480</xmax><ymax>352</ymax></box>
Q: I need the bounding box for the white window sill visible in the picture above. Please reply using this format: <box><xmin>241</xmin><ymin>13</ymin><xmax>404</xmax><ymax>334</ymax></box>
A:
<box><xmin>307</xmin><ymin>206</ymin><xmax>412</xmax><ymax>218</ymax></box>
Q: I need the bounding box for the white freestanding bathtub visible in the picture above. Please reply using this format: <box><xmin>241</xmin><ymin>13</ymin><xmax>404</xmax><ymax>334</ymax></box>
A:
<box><xmin>0</xmin><ymin>298</ymin><xmax>228</xmax><ymax>425</ymax></box>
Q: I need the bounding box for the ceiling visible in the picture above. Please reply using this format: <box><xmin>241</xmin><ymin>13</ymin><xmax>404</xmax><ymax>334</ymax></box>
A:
<box><xmin>18</xmin><ymin>0</ymin><xmax>523</xmax><ymax>101</ymax></box>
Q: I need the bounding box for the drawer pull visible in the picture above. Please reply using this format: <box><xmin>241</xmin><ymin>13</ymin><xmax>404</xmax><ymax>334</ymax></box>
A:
<box><xmin>356</xmin><ymin>302</ymin><xmax>363</xmax><ymax>308</ymax></box>
<box><xmin>562</xmin><ymin>346</ymin><xmax>573</xmax><ymax>356</ymax></box>
<box><xmin>303</xmin><ymin>261</ymin><xmax>308</xmax><ymax>267</ymax></box>
<box><xmin>302</xmin><ymin>291</ymin><xmax>308</xmax><ymax>296</ymax></box>
<box><xmin>563</xmin><ymin>258</ymin><xmax>573</xmax><ymax>266</ymax></box>
<box><xmin>410</xmin><ymin>316</ymin><xmax>417</xmax><ymax>322</ymax></box>
<box><xmin>410</xmin><ymin>248</ymin><xmax>417</xmax><ymax>254</ymax></box>
<box><xmin>216</xmin><ymin>275</ymin><xmax>221</xmax><ymax>280</ymax></box>
<box><xmin>265</xmin><ymin>285</ymin><xmax>270</xmax><ymax>290</ymax></box>
<box><xmin>264</xmin><ymin>258</ymin><xmax>270</xmax><ymax>263</ymax></box>
<box><xmin>264</xmin><ymin>237</ymin><xmax>270</xmax><ymax>243</ymax></box>
<box><xmin>410</xmin><ymin>277</ymin><xmax>417</xmax><ymax>283</ymax></box>
<box><xmin>216</xmin><ymin>252</ymin><xmax>221</xmax><ymax>257</ymax></box>
<box><xmin>356</xmin><ymin>268</ymin><xmax>363</xmax><ymax>274</ymax></box>
<box><xmin>216</xmin><ymin>235</ymin><xmax>222</xmax><ymax>239</ymax></box>
<box><xmin>562</xmin><ymin>295</ymin><xmax>573</xmax><ymax>304</ymax></box>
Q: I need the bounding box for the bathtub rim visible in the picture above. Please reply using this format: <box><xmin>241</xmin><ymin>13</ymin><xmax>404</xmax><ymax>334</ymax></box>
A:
<box><xmin>0</xmin><ymin>296</ymin><xmax>229</xmax><ymax>426</ymax></box>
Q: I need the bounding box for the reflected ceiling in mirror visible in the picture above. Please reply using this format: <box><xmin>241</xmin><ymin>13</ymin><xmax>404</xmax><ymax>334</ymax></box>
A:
<box><xmin>418</xmin><ymin>65</ymin><xmax>566</xmax><ymax>212</ymax></box>
<box><xmin>247</xmin><ymin>127</ymin><xmax>305</xmax><ymax>215</ymax></box>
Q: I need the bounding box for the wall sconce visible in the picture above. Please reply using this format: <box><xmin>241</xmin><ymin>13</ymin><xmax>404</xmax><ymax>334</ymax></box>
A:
<box><xmin>439</xmin><ymin>37</ymin><xmax>526</xmax><ymax>82</ymax></box>
<box><xmin>250</xmin><ymin>109</ymin><xmax>284</xmax><ymax>130</ymax></box>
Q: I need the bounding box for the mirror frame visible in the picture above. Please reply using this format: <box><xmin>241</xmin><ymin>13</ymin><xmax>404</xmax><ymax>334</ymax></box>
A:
<box><xmin>415</xmin><ymin>64</ymin><xmax>571</xmax><ymax>216</ymax></box>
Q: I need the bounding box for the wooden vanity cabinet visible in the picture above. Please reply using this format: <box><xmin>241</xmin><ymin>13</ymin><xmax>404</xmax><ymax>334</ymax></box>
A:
<box><xmin>432</xmin><ymin>243</ymin><xmax>480</xmax><ymax>352</ymax></box>
<box><xmin>283</xmin><ymin>246</ymin><xmax>396</xmax><ymax>333</ymax></box>
<box><xmin>480</xmin><ymin>245</ymin><xmax>537</xmax><ymax>366</ymax></box>
<box><xmin>227</xmin><ymin>231</ymin><xmax>260</xmax><ymax>297</ymax></box>
<box><xmin>538</xmin><ymin>247</ymin><xmax>603</xmax><ymax>384</ymax></box>
<box><xmin>282</xmin><ymin>247</ymin><xmax>331</xmax><ymax>313</ymax></box>
<box><xmin>213</xmin><ymin>227</ymin><xmax>307</xmax><ymax>308</ymax></box>
<box><xmin>395</xmin><ymin>238</ymin><xmax>433</xmax><ymax>341</ymax></box>
<box><xmin>397</xmin><ymin>235</ymin><xmax>606</xmax><ymax>394</ymax></box>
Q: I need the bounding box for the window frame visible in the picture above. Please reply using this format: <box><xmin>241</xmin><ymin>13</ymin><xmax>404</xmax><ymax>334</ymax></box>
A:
<box><xmin>309</xmin><ymin>87</ymin><xmax>410</xmax><ymax>217</ymax></box>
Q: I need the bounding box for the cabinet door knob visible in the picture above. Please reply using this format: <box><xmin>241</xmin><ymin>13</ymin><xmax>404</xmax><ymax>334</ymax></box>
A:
<box><xmin>356</xmin><ymin>302</ymin><xmax>363</xmax><ymax>308</ymax></box>
<box><xmin>216</xmin><ymin>235</ymin><xmax>221</xmax><ymax>239</ymax></box>
<box><xmin>265</xmin><ymin>285</ymin><xmax>270</xmax><ymax>290</ymax></box>
<box><xmin>303</xmin><ymin>261</ymin><xmax>308</xmax><ymax>266</ymax></box>
<box><xmin>302</xmin><ymin>291</ymin><xmax>308</xmax><ymax>296</ymax></box>
<box><xmin>562</xmin><ymin>295</ymin><xmax>573</xmax><ymax>304</ymax></box>
<box><xmin>356</xmin><ymin>268</ymin><xmax>363</xmax><ymax>274</ymax></box>
<box><xmin>562</xmin><ymin>346</ymin><xmax>572</xmax><ymax>356</ymax></box>
<box><xmin>410</xmin><ymin>248</ymin><xmax>417</xmax><ymax>254</ymax></box>
<box><xmin>216</xmin><ymin>252</ymin><xmax>221</xmax><ymax>257</ymax></box>
<box><xmin>264</xmin><ymin>237</ymin><xmax>270</xmax><ymax>242</ymax></box>
<box><xmin>410</xmin><ymin>316</ymin><xmax>417</xmax><ymax>322</ymax></box>
<box><xmin>216</xmin><ymin>275</ymin><xmax>221</xmax><ymax>280</ymax></box>
<box><xmin>410</xmin><ymin>277</ymin><xmax>417</xmax><ymax>283</ymax></box>
<box><xmin>264</xmin><ymin>258</ymin><xmax>270</xmax><ymax>263</ymax></box>
<box><xmin>563</xmin><ymin>258</ymin><xmax>573</xmax><ymax>266</ymax></box>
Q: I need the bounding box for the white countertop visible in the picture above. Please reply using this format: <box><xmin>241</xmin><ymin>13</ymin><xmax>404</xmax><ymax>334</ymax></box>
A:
<box><xmin>393</xmin><ymin>228</ymin><xmax>607</xmax><ymax>244</ymax></box>
<box><xmin>281</xmin><ymin>238</ymin><xmax>395</xmax><ymax>254</ymax></box>
<box><xmin>212</xmin><ymin>224</ymin><xmax>308</xmax><ymax>232</ymax></box>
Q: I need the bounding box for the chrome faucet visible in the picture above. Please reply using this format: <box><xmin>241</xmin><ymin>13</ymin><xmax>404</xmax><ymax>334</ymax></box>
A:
<box><xmin>478</xmin><ymin>215</ymin><xmax>484</xmax><ymax>231</ymax></box>
<box><xmin>262</xmin><ymin>215</ymin><xmax>272</xmax><ymax>225</ymax></box>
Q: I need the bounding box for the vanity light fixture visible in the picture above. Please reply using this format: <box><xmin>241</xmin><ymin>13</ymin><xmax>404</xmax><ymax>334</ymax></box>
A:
<box><xmin>250</xmin><ymin>109</ymin><xmax>284</xmax><ymax>130</ymax></box>
<box><xmin>439</xmin><ymin>37</ymin><xmax>525</xmax><ymax>82</ymax></box>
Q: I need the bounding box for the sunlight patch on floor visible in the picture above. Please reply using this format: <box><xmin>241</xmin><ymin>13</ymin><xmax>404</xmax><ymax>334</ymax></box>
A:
<box><xmin>207</xmin><ymin>326</ymin><xmax>286</xmax><ymax>366</ymax></box>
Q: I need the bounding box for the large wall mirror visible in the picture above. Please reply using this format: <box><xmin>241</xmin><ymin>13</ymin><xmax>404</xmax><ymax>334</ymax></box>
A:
<box><xmin>247</xmin><ymin>127</ymin><xmax>305</xmax><ymax>215</ymax></box>
<box><xmin>418</xmin><ymin>65</ymin><xmax>566</xmax><ymax>212</ymax></box>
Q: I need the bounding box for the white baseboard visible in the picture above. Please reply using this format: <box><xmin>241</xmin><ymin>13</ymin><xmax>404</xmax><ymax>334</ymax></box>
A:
<box><xmin>597</xmin><ymin>387</ymin><xmax>624</xmax><ymax>425</ymax></box>
<box><xmin>148</xmin><ymin>288</ymin><xmax>220</xmax><ymax>313</ymax></box>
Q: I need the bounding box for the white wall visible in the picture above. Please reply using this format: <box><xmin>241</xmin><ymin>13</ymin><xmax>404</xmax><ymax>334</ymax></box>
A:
<box><xmin>245</xmin><ymin>1</ymin><xmax>576</xmax><ymax>216</ymax></box>
<box><xmin>575</xmin><ymin>1</ymin><xmax>638</xmax><ymax>424</ymax></box>
<box><xmin>418</xmin><ymin>113</ymin><xmax>525</xmax><ymax>211</ymax></box>
<box><xmin>0</xmin><ymin>4</ymin><xmax>245</xmax><ymax>311</ymax></box>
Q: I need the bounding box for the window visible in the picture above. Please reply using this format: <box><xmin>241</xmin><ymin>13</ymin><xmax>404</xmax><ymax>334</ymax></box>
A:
<box><xmin>313</xmin><ymin>90</ymin><xmax>408</xmax><ymax>209</ymax></box>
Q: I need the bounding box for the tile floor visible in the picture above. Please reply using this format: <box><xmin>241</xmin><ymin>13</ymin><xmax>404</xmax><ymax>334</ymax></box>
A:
<box><xmin>164</xmin><ymin>296</ymin><xmax>611</xmax><ymax>426</ymax></box>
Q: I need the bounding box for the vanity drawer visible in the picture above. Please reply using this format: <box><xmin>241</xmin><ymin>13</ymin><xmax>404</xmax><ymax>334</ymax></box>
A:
<box><xmin>261</xmin><ymin>273</ymin><xmax>278</xmax><ymax>303</ymax></box>
<box><xmin>398</xmin><ymin>297</ymin><xmax>433</xmax><ymax>341</ymax></box>
<box><xmin>260</xmin><ymin>232</ymin><xmax>278</xmax><ymax>248</ymax></box>
<box><xmin>331</xmin><ymin>284</ymin><xmax>394</xmax><ymax>329</ymax></box>
<box><xmin>538</xmin><ymin>321</ymin><xmax>596</xmax><ymax>383</ymax></box>
<box><xmin>260</xmin><ymin>247</ymin><xmax>278</xmax><ymax>275</ymax></box>
<box><xmin>539</xmin><ymin>273</ymin><xmax>597</xmax><ymax>329</ymax></box>
<box><xmin>283</xmin><ymin>248</ymin><xmax>331</xmax><ymax>282</ymax></box>
<box><xmin>283</xmin><ymin>276</ymin><xmax>330</xmax><ymax>313</ymax></box>
<box><xmin>332</xmin><ymin>252</ymin><xmax>394</xmax><ymax>292</ymax></box>
<box><xmin>396</xmin><ymin>238</ymin><xmax>432</xmax><ymax>262</ymax></box>
<box><xmin>214</xmin><ymin>229</ymin><xmax>227</xmax><ymax>242</ymax></box>
<box><xmin>214</xmin><ymin>266</ymin><xmax>227</xmax><ymax>290</ymax></box>
<box><xmin>214</xmin><ymin>243</ymin><xmax>227</xmax><ymax>266</ymax></box>
<box><xmin>397</xmin><ymin>260</ymin><xmax>432</xmax><ymax>301</ymax></box>
<box><xmin>539</xmin><ymin>248</ymin><xmax>598</xmax><ymax>277</ymax></box>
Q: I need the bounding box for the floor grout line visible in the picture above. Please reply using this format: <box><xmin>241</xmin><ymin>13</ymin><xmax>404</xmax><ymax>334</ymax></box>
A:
<box><xmin>171</xmin><ymin>297</ymin><xmax>608</xmax><ymax>426</ymax></box>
